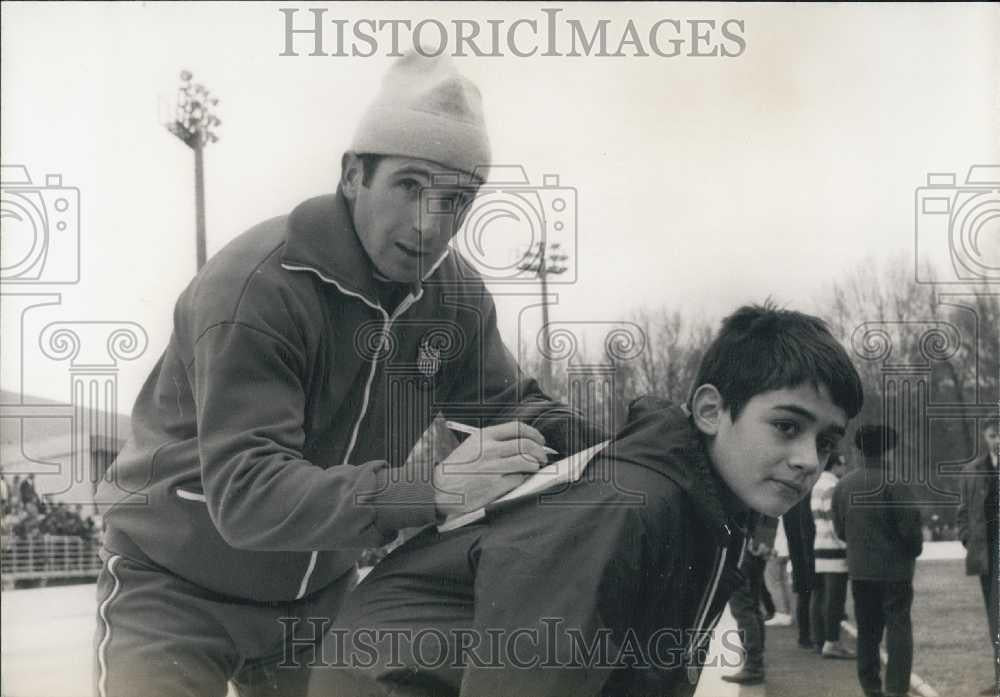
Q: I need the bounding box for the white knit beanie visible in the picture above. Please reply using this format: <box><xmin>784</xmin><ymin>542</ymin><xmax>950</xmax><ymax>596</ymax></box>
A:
<box><xmin>351</xmin><ymin>51</ymin><xmax>491</xmax><ymax>178</ymax></box>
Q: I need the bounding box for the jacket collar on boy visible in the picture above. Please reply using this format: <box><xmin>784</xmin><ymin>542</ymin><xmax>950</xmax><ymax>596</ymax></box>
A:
<box><xmin>281</xmin><ymin>187</ymin><xmax>450</xmax><ymax>311</ymax></box>
<box><xmin>622</xmin><ymin>396</ymin><xmax>751</xmax><ymax>542</ymax></box>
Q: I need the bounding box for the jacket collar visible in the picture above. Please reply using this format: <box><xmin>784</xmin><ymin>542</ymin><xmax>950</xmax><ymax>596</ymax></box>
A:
<box><xmin>281</xmin><ymin>188</ymin><xmax>450</xmax><ymax>310</ymax></box>
<box><xmin>619</xmin><ymin>396</ymin><xmax>750</xmax><ymax>542</ymax></box>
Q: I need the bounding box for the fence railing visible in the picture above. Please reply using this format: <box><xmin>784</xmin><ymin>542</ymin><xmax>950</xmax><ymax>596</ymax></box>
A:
<box><xmin>1</xmin><ymin>535</ymin><xmax>102</xmax><ymax>581</ymax></box>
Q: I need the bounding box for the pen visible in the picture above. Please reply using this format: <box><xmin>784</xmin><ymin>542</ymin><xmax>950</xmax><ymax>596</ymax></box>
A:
<box><xmin>444</xmin><ymin>420</ymin><xmax>559</xmax><ymax>457</ymax></box>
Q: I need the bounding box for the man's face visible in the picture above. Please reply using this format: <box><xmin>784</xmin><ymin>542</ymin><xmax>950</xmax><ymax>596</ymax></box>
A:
<box><xmin>705</xmin><ymin>383</ymin><xmax>848</xmax><ymax>516</ymax></box>
<box><xmin>344</xmin><ymin>155</ymin><xmax>479</xmax><ymax>284</ymax></box>
<box><xmin>985</xmin><ymin>425</ymin><xmax>1000</xmax><ymax>458</ymax></box>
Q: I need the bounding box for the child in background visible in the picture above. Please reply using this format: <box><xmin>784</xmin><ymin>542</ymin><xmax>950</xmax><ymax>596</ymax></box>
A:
<box><xmin>765</xmin><ymin>515</ymin><xmax>795</xmax><ymax>627</ymax></box>
<box><xmin>811</xmin><ymin>452</ymin><xmax>854</xmax><ymax>659</ymax></box>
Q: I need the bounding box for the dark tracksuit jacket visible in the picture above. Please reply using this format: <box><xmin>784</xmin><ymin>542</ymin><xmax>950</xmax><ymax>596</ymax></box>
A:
<box><xmin>525</xmin><ymin>397</ymin><xmax>752</xmax><ymax>697</ymax></box>
<box><xmin>97</xmin><ymin>189</ymin><xmax>604</xmax><ymax>602</ymax></box>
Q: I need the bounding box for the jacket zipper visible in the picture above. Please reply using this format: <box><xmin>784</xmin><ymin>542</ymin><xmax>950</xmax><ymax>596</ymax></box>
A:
<box><xmin>284</xmin><ymin>263</ymin><xmax>425</xmax><ymax>599</ymax></box>
<box><xmin>683</xmin><ymin>525</ymin><xmax>734</xmax><ymax>670</ymax></box>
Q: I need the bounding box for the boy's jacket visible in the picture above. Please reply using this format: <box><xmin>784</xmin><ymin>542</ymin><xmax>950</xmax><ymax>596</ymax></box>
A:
<box><xmin>596</xmin><ymin>396</ymin><xmax>750</xmax><ymax>696</ymax></box>
<box><xmin>459</xmin><ymin>396</ymin><xmax>751</xmax><ymax>697</ymax></box>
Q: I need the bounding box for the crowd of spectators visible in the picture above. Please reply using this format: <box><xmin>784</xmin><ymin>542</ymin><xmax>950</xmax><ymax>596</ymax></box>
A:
<box><xmin>0</xmin><ymin>473</ymin><xmax>102</xmax><ymax>542</ymax></box>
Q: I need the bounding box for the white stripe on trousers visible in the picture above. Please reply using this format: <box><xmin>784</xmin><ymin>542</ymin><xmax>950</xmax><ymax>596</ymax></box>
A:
<box><xmin>97</xmin><ymin>555</ymin><xmax>123</xmax><ymax>697</ymax></box>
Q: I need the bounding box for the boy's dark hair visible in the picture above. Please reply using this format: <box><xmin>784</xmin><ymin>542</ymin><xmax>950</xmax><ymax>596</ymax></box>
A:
<box><xmin>689</xmin><ymin>302</ymin><xmax>864</xmax><ymax>421</ymax></box>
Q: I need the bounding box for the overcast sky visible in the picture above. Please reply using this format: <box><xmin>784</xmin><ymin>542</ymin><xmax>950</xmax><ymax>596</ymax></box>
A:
<box><xmin>2</xmin><ymin>2</ymin><xmax>998</xmax><ymax>409</ymax></box>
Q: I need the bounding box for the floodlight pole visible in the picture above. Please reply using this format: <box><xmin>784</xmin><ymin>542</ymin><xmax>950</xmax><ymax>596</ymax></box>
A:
<box><xmin>194</xmin><ymin>141</ymin><xmax>206</xmax><ymax>269</ymax></box>
<box><xmin>164</xmin><ymin>70</ymin><xmax>221</xmax><ymax>271</ymax></box>
<box><xmin>518</xmin><ymin>241</ymin><xmax>569</xmax><ymax>391</ymax></box>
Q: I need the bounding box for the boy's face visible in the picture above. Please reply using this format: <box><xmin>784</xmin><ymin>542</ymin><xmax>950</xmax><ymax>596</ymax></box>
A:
<box><xmin>343</xmin><ymin>155</ymin><xmax>478</xmax><ymax>284</ymax></box>
<box><xmin>704</xmin><ymin>383</ymin><xmax>848</xmax><ymax>516</ymax></box>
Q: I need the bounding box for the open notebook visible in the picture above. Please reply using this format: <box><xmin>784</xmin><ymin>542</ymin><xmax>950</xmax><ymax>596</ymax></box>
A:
<box><xmin>437</xmin><ymin>439</ymin><xmax>611</xmax><ymax>532</ymax></box>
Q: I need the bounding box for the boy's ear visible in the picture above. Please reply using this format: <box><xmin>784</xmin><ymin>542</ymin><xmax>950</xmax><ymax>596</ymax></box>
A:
<box><xmin>691</xmin><ymin>384</ymin><xmax>725</xmax><ymax>436</ymax></box>
<box><xmin>341</xmin><ymin>152</ymin><xmax>362</xmax><ymax>201</ymax></box>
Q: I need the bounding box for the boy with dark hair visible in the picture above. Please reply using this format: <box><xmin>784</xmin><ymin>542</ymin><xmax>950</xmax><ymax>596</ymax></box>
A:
<box><xmin>308</xmin><ymin>302</ymin><xmax>864</xmax><ymax>697</ymax></box>
<box><xmin>833</xmin><ymin>424</ymin><xmax>922</xmax><ymax>697</ymax></box>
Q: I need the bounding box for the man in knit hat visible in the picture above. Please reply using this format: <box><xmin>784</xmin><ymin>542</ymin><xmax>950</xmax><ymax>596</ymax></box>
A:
<box><xmin>833</xmin><ymin>425</ymin><xmax>923</xmax><ymax>697</ymax></box>
<box><xmin>92</xmin><ymin>52</ymin><xmax>604</xmax><ymax>697</ymax></box>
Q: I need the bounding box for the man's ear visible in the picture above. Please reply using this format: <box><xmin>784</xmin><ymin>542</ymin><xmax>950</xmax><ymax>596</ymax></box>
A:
<box><xmin>691</xmin><ymin>384</ymin><xmax>725</xmax><ymax>436</ymax></box>
<box><xmin>341</xmin><ymin>152</ymin><xmax>362</xmax><ymax>201</ymax></box>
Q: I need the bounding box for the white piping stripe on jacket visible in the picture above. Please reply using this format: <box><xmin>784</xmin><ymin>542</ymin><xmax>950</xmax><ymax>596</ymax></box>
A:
<box><xmin>282</xmin><ymin>262</ymin><xmax>425</xmax><ymax>599</ymax></box>
<box><xmin>685</xmin><ymin>532</ymin><xmax>747</xmax><ymax>668</ymax></box>
<box><xmin>97</xmin><ymin>554</ymin><xmax>123</xmax><ymax>697</ymax></box>
<box><xmin>684</xmin><ymin>543</ymin><xmax>729</xmax><ymax>667</ymax></box>
<box><xmin>340</xmin><ymin>288</ymin><xmax>423</xmax><ymax>483</ymax></box>
<box><xmin>175</xmin><ymin>489</ymin><xmax>206</xmax><ymax>502</ymax></box>
<box><xmin>695</xmin><ymin>547</ymin><xmax>727</xmax><ymax>634</ymax></box>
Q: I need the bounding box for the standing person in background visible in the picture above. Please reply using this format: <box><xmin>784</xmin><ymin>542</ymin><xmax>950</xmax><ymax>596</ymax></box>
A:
<box><xmin>958</xmin><ymin>419</ymin><xmax>1000</xmax><ymax>696</ymax></box>
<box><xmin>724</xmin><ymin>516</ymin><xmax>779</xmax><ymax>686</ymax></box>
<box><xmin>811</xmin><ymin>452</ymin><xmax>854</xmax><ymax>659</ymax></box>
<box><xmin>834</xmin><ymin>425</ymin><xmax>922</xmax><ymax>697</ymax></box>
<box><xmin>765</xmin><ymin>514</ymin><xmax>795</xmax><ymax>627</ymax></box>
<box><xmin>786</xmin><ymin>492</ymin><xmax>816</xmax><ymax>649</ymax></box>
<box><xmin>19</xmin><ymin>474</ymin><xmax>38</xmax><ymax>510</ymax></box>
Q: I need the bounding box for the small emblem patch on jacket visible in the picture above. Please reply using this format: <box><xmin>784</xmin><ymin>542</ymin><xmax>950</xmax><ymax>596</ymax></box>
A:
<box><xmin>417</xmin><ymin>334</ymin><xmax>442</xmax><ymax>377</ymax></box>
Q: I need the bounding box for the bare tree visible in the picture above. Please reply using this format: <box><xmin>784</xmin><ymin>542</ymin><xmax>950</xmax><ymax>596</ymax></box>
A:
<box><xmin>631</xmin><ymin>307</ymin><xmax>713</xmax><ymax>405</ymax></box>
<box><xmin>819</xmin><ymin>254</ymin><xmax>998</xmax><ymax>520</ymax></box>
